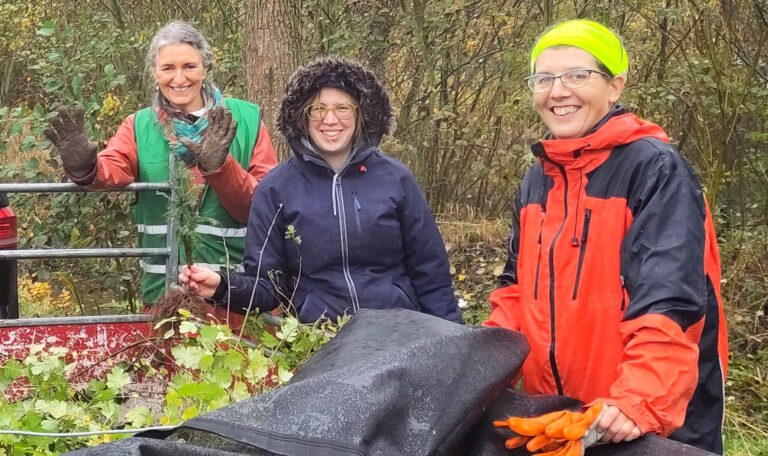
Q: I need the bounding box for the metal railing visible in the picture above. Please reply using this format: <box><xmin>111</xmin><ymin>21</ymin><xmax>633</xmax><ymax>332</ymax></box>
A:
<box><xmin>0</xmin><ymin>155</ymin><xmax>180</xmax><ymax>320</ymax></box>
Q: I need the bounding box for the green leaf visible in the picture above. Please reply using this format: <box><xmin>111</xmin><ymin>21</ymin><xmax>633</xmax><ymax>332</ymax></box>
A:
<box><xmin>198</xmin><ymin>325</ymin><xmax>220</xmax><ymax>346</ymax></box>
<box><xmin>20</xmin><ymin>135</ymin><xmax>37</xmax><ymax>151</ymax></box>
<box><xmin>181</xmin><ymin>405</ymin><xmax>199</xmax><ymax>421</ymax></box>
<box><xmin>172</xmin><ymin>346</ymin><xmax>204</xmax><ymax>369</ymax></box>
<box><xmin>45</xmin><ymin>399</ymin><xmax>68</xmax><ymax>419</ymax></box>
<box><xmin>177</xmin><ymin>382</ymin><xmax>226</xmax><ymax>402</ymax></box>
<box><xmin>43</xmin><ymin>77</ymin><xmax>63</xmax><ymax>93</ymax></box>
<box><xmin>70</xmin><ymin>227</ymin><xmax>80</xmax><ymax>244</ymax></box>
<box><xmin>276</xmin><ymin>366</ymin><xmax>294</xmax><ymax>384</ymax></box>
<box><xmin>106</xmin><ymin>367</ymin><xmax>131</xmax><ymax>392</ymax></box>
<box><xmin>221</xmin><ymin>350</ymin><xmax>245</xmax><ymax>372</ymax></box>
<box><xmin>97</xmin><ymin>400</ymin><xmax>120</xmax><ymax>421</ymax></box>
<box><xmin>45</xmin><ymin>52</ymin><xmax>61</xmax><ymax>63</ymax></box>
<box><xmin>72</xmin><ymin>74</ymin><xmax>83</xmax><ymax>99</ymax></box>
<box><xmin>198</xmin><ymin>352</ymin><xmax>214</xmax><ymax>370</ymax></box>
<box><xmin>124</xmin><ymin>406</ymin><xmax>153</xmax><ymax>428</ymax></box>
<box><xmin>36</xmin><ymin>20</ymin><xmax>55</xmax><ymax>37</ymax></box>
<box><xmin>246</xmin><ymin>349</ymin><xmax>270</xmax><ymax>382</ymax></box>
<box><xmin>209</xmin><ymin>368</ymin><xmax>233</xmax><ymax>388</ymax></box>
<box><xmin>179</xmin><ymin>320</ymin><xmax>198</xmax><ymax>335</ymax></box>
<box><xmin>231</xmin><ymin>382</ymin><xmax>251</xmax><ymax>402</ymax></box>
<box><xmin>23</xmin><ymin>157</ymin><xmax>39</xmax><ymax>171</ymax></box>
<box><xmin>276</xmin><ymin>317</ymin><xmax>300</xmax><ymax>343</ymax></box>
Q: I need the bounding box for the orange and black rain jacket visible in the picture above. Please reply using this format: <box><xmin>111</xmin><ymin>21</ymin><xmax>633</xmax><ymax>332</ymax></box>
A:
<box><xmin>485</xmin><ymin>107</ymin><xmax>728</xmax><ymax>454</ymax></box>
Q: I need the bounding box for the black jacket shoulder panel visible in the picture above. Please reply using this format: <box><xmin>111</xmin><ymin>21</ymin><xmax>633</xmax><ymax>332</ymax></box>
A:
<box><xmin>518</xmin><ymin>162</ymin><xmax>552</xmax><ymax>210</ymax></box>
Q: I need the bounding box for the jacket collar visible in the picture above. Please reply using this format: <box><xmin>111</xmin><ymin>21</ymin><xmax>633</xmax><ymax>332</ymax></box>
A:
<box><xmin>530</xmin><ymin>106</ymin><xmax>670</xmax><ymax>170</ymax></box>
<box><xmin>291</xmin><ymin>137</ymin><xmax>377</xmax><ymax>175</ymax></box>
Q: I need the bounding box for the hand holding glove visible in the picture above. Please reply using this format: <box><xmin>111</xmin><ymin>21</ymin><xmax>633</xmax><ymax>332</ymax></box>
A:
<box><xmin>493</xmin><ymin>403</ymin><xmax>604</xmax><ymax>456</ymax></box>
<box><xmin>44</xmin><ymin>106</ymin><xmax>98</xmax><ymax>178</ymax></box>
<box><xmin>180</xmin><ymin>106</ymin><xmax>238</xmax><ymax>172</ymax></box>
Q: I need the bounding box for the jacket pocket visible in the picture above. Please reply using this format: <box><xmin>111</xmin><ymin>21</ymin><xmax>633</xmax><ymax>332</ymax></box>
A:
<box><xmin>297</xmin><ymin>288</ymin><xmax>352</xmax><ymax>323</ymax></box>
<box><xmin>571</xmin><ymin>208</ymin><xmax>591</xmax><ymax>300</ymax></box>
<box><xmin>388</xmin><ymin>279</ymin><xmax>419</xmax><ymax>311</ymax></box>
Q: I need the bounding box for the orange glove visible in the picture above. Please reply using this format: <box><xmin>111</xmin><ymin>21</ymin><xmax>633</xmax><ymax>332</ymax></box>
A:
<box><xmin>544</xmin><ymin>403</ymin><xmax>603</xmax><ymax>440</ymax></box>
<box><xmin>492</xmin><ymin>404</ymin><xmax>603</xmax><ymax>455</ymax></box>
<box><xmin>493</xmin><ymin>410</ymin><xmax>568</xmax><ymax>436</ymax></box>
<box><xmin>537</xmin><ymin>440</ymin><xmax>583</xmax><ymax>456</ymax></box>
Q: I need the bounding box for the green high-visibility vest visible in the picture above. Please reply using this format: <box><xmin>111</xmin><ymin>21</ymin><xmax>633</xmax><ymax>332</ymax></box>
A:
<box><xmin>133</xmin><ymin>98</ymin><xmax>261</xmax><ymax>304</ymax></box>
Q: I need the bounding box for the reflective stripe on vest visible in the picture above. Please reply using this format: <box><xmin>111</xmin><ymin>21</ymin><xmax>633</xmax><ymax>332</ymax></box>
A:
<box><xmin>137</xmin><ymin>224</ymin><xmax>248</xmax><ymax>238</ymax></box>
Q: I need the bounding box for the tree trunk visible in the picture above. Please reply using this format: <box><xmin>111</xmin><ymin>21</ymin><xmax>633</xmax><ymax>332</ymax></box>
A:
<box><xmin>245</xmin><ymin>0</ymin><xmax>303</xmax><ymax>157</ymax></box>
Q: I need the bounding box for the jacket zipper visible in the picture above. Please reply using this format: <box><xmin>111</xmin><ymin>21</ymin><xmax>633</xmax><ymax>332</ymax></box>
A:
<box><xmin>352</xmin><ymin>191</ymin><xmax>362</xmax><ymax>234</ymax></box>
<box><xmin>533</xmin><ymin>216</ymin><xmax>544</xmax><ymax>300</ymax></box>
<box><xmin>620</xmin><ymin>275</ymin><xmax>628</xmax><ymax>311</ymax></box>
<box><xmin>547</xmin><ymin>161</ymin><xmax>567</xmax><ymax>396</ymax></box>
<box><xmin>571</xmin><ymin>208</ymin><xmax>592</xmax><ymax>299</ymax></box>
<box><xmin>333</xmin><ymin>174</ymin><xmax>360</xmax><ymax>312</ymax></box>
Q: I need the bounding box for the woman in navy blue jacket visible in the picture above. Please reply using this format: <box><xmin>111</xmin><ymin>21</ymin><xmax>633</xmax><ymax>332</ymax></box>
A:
<box><xmin>180</xmin><ymin>57</ymin><xmax>462</xmax><ymax>324</ymax></box>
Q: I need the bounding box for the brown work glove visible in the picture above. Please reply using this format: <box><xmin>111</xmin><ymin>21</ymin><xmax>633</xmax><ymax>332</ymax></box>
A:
<box><xmin>180</xmin><ymin>106</ymin><xmax>238</xmax><ymax>172</ymax></box>
<box><xmin>44</xmin><ymin>106</ymin><xmax>98</xmax><ymax>178</ymax></box>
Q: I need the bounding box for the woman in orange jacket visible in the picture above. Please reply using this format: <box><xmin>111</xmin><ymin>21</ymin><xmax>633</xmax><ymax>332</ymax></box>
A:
<box><xmin>485</xmin><ymin>19</ymin><xmax>728</xmax><ymax>454</ymax></box>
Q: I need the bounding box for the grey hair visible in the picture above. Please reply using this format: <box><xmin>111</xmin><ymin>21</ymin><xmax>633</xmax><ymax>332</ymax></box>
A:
<box><xmin>145</xmin><ymin>21</ymin><xmax>213</xmax><ymax>78</ymax></box>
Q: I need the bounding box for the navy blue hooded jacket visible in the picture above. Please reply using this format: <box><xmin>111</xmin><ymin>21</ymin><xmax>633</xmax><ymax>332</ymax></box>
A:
<box><xmin>212</xmin><ymin>58</ymin><xmax>462</xmax><ymax>323</ymax></box>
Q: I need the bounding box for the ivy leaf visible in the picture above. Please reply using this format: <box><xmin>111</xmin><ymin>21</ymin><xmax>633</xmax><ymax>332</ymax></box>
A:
<box><xmin>106</xmin><ymin>367</ymin><xmax>131</xmax><ymax>392</ymax></box>
<box><xmin>172</xmin><ymin>346</ymin><xmax>204</xmax><ymax>370</ymax></box>
<box><xmin>125</xmin><ymin>406</ymin><xmax>153</xmax><ymax>428</ymax></box>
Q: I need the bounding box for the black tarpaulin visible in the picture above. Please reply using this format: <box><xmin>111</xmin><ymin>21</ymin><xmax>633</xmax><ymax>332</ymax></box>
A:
<box><xmin>67</xmin><ymin>308</ymin><xmax>716</xmax><ymax>456</ymax></box>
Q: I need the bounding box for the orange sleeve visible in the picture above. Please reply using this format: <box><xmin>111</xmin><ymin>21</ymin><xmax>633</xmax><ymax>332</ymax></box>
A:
<box><xmin>596</xmin><ymin>313</ymin><xmax>703</xmax><ymax>436</ymax></box>
<box><xmin>201</xmin><ymin>121</ymin><xmax>278</xmax><ymax>223</ymax></box>
<box><xmin>483</xmin><ymin>285</ymin><xmax>521</xmax><ymax>331</ymax></box>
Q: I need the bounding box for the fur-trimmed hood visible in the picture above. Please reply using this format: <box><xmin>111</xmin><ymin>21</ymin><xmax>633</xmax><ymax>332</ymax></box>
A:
<box><xmin>277</xmin><ymin>57</ymin><xmax>394</xmax><ymax>148</ymax></box>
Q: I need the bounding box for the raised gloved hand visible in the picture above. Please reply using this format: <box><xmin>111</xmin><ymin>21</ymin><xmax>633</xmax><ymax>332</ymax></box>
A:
<box><xmin>44</xmin><ymin>106</ymin><xmax>98</xmax><ymax>178</ymax></box>
<box><xmin>180</xmin><ymin>106</ymin><xmax>238</xmax><ymax>172</ymax></box>
<box><xmin>493</xmin><ymin>403</ymin><xmax>603</xmax><ymax>455</ymax></box>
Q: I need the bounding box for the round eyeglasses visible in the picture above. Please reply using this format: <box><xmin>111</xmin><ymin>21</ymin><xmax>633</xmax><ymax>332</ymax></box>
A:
<box><xmin>524</xmin><ymin>69</ymin><xmax>611</xmax><ymax>93</ymax></box>
<box><xmin>305</xmin><ymin>103</ymin><xmax>357</xmax><ymax>121</ymax></box>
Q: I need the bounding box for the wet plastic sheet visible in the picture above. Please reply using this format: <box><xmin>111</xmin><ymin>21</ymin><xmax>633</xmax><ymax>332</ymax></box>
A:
<box><xmin>68</xmin><ymin>308</ymin><xmax>716</xmax><ymax>456</ymax></box>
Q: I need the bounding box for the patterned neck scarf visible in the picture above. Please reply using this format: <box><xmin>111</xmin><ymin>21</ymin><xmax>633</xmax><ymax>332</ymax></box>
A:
<box><xmin>152</xmin><ymin>82</ymin><xmax>223</xmax><ymax>166</ymax></box>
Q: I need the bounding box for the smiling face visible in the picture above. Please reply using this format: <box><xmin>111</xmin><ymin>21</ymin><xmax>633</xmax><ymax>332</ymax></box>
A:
<box><xmin>533</xmin><ymin>46</ymin><xmax>625</xmax><ymax>139</ymax></box>
<box><xmin>306</xmin><ymin>87</ymin><xmax>358</xmax><ymax>162</ymax></box>
<box><xmin>153</xmin><ymin>43</ymin><xmax>207</xmax><ymax>113</ymax></box>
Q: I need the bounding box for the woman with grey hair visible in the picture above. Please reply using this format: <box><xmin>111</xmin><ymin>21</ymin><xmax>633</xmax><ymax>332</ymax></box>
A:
<box><xmin>44</xmin><ymin>20</ymin><xmax>278</xmax><ymax>311</ymax></box>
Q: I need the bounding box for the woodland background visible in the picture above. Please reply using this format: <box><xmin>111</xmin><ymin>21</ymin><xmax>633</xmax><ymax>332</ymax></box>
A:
<box><xmin>0</xmin><ymin>0</ymin><xmax>767</xmax><ymax>453</ymax></box>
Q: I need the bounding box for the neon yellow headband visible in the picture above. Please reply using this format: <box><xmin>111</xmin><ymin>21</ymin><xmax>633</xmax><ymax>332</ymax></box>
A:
<box><xmin>529</xmin><ymin>19</ymin><xmax>628</xmax><ymax>77</ymax></box>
